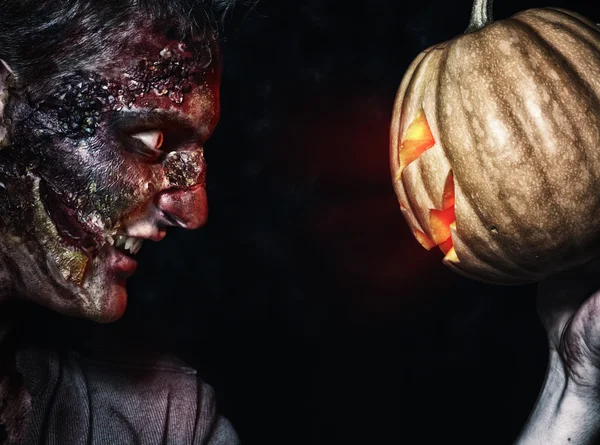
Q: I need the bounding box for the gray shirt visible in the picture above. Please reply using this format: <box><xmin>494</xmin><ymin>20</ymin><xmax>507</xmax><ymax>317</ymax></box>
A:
<box><xmin>15</xmin><ymin>341</ymin><xmax>239</xmax><ymax>445</ymax></box>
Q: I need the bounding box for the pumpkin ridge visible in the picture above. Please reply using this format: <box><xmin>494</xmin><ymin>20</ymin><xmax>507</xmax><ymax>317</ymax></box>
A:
<box><xmin>434</xmin><ymin>40</ymin><xmax>496</xmax><ymax>261</ymax></box>
<box><xmin>433</xmin><ymin>41</ymin><xmax>455</xmax><ymax>187</ymax></box>
<box><xmin>507</xmin><ymin>17</ymin><xmax>600</xmax><ymax>249</ymax></box>
<box><xmin>395</xmin><ymin>51</ymin><xmax>442</xmax><ymax>234</ymax></box>
<box><xmin>390</xmin><ymin>54</ymin><xmax>425</xmax><ymax>230</ymax></box>
<box><xmin>400</xmin><ymin>55</ymin><xmax>455</xmax><ymax>243</ymax></box>
<box><xmin>428</xmin><ymin>48</ymin><xmax>451</xmax><ymax>201</ymax></box>
<box><xmin>508</xmin><ymin>18</ymin><xmax>600</xmax><ymax>193</ymax></box>
<box><xmin>536</xmin><ymin>8</ymin><xmax>600</xmax><ymax>37</ymax></box>
<box><xmin>513</xmin><ymin>16</ymin><xmax>600</xmax><ymax>106</ymax></box>
<box><xmin>441</xmin><ymin>29</ymin><xmax>561</xmax><ymax>274</ymax></box>
<box><xmin>448</xmin><ymin>203</ymin><xmax>536</xmax><ymax>281</ymax></box>
<box><xmin>434</xmin><ymin>42</ymin><xmax>450</xmax><ymax>143</ymax></box>
<box><xmin>443</xmin><ymin>39</ymin><xmax>525</xmax><ymax>246</ymax></box>
<box><xmin>417</xmin><ymin>151</ymin><xmax>449</xmax><ymax>210</ymax></box>
<box><xmin>484</xmin><ymin>19</ymin><xmax>600</xmax><ymax>271</ymax></box>
<box><xmin>498</xmin><ymin>22</ymin><xmax>566</xmax><ymax>217</ymax></box>
<box><xmin>510</xmin><ymin>17</ymin><xmax>600</xmax><ymax>122</ymax></box>
<box><xmin>452</xmin><ymin>182</ymin><xmax>540</xmax><ymax>278</ymax></box>
<box><xmin>481</xmin><ymin>26</ymin><xmax>572</xmax><ymax>262</ymax></box>
<box><xmin>390</xmin><ymin>51</ymin><xmax>429</xmax><ymax>220</ymax></box>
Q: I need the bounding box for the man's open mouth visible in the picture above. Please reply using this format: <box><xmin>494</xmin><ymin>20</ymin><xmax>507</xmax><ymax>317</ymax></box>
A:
<box><xmin>113</xmin><ymin>234</ymin><xmax>143</xmax><ymax>255</ymax></box>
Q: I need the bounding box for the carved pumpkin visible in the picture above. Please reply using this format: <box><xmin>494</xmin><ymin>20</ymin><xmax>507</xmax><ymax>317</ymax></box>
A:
<box><xmin>390</xmin><ymin>0</ymin><xmax>600</xmax><ymax>284</ymax></box>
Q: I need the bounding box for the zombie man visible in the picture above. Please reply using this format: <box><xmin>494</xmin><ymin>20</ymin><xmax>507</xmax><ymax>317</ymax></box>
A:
<box><xmin>0</xmin><ymin>0</ymin><xmax>238</xmax><ymax>443</ymax></box>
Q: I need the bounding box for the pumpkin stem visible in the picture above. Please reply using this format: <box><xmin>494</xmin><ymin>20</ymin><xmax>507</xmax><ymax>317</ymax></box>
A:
<box><xmin>465</xmin><ymin>0</ymin><xmax>494</xmax><ymax>33</ymax></box>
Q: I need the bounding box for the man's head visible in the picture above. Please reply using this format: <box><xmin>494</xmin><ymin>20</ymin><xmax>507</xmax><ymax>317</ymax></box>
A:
<box><xmin>0</xmin><ymin>0</ymin><xmax>232</xmax><ymax>322</ymax></box>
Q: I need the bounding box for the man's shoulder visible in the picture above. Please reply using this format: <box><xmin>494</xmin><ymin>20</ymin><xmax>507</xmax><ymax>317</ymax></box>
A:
<box><xmin>73</xmin><ymin>346</ymin><xmax>207</xmax><ymax>407</ymax></box>
<box><xmin>17</xmin><ymin>329</ymin><xmax>239</xmax><ymax>444</ymax></box>
<box><xmin>75</xmin><ymin>348</ymin><xmax>225</xmax><ymax>443</ymax></box>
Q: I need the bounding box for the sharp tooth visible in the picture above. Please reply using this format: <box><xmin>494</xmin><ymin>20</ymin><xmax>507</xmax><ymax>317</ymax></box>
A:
<box><xmin>115</xmin><ymin>235</ymin><xmax>126</xmax><ymax>248</ymax></box>
<box><xmin>132</xmin><ymin>239</ymin><xmax>143</xmax><ymax>254</ymax></box>
<box><xmin>106</xmin><ymin>235</ymin><xmax>114</xmax><ymax>246</ymax></box>
<box><xmin>125</xmin><ymin>237</ymin><xmax>134</xmax><ymax>251</ymax></box>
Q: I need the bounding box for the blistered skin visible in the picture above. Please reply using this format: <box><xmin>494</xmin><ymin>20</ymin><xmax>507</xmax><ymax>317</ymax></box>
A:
<box><xmin>0</xmin><ymin>32</ymin><xmax>220</xmax><ymax>321</ymax></box>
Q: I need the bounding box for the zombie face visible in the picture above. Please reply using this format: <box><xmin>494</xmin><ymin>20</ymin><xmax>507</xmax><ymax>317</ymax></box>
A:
<box><xmin>0</xmin><ymin>30</ymin><xmax>221</xmax><ymax>322</ymax></box>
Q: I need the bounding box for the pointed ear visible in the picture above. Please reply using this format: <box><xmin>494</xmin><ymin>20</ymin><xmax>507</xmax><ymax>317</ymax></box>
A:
<box><xmin>0</xmin><ymin>60</ymin><xmax>15</xmax><ymax>147</ymax></box>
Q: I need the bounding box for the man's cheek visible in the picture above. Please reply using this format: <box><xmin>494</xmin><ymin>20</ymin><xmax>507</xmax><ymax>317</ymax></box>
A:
<box><xmin>40</xmin><ymin>139</ymin><xmax>152</xmax><ymax>226</ymax></box>
<box><xmin>85</xmin><ymin>166</ymin><xmax>155</xmax><ymax>228</ymax></box>
<box><xmin>76</xmin><ymin>173</ymin><xmax>154</xmax><ymax>240</ymax></box>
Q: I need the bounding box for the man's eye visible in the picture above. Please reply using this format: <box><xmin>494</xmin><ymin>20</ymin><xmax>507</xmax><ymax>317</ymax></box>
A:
<box><xmin>131</xmin><ymin>130</ymin><xmax>163</xmax><ymax>150</ymax></box>
<box><xmin>128</xmin><ymin>130</ymin><xmax>165</xmax><ymax>162</ymax></box>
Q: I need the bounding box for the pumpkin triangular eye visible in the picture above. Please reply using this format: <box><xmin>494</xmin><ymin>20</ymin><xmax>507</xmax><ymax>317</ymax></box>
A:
<box><xmin>399</xmin><ymin>109</ymin><xmax>435</xmax><ymax>172</ymax></box>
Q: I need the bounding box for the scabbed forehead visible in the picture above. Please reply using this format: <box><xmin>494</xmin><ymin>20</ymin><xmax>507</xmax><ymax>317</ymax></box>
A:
<box><xmin>93</xmin><ymin>28</ymin><xmax>219</xmax><ymax>98</ymax></box>
<box><xmin>26</xmin><ymin>32</ymin><xmax>219</xmax><ymax>139</ymax></box>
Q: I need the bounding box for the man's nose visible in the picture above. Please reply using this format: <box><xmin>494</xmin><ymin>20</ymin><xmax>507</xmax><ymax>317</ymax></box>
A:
<box><xmin>155</xmin><ymin>185</ymin><xmax>208</xmax><ymax>229</ymax></box>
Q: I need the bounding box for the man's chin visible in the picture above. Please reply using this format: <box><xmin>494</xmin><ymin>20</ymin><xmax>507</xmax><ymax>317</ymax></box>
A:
<box><xmin>41</xmin><ymin>243</ymin><xmax>133</xmax><ymax>323</ymax></box>
<box><xmin>82</xmin><ymin>280</ymin><xmax>128</xmax><ymax>323</ymax></box>
<box><xmin>76</xmin><ymin>246</ymin><xmax>133</xmax><ymax>323</ymax></box>
<box><xmin>33</xmin><ymin>276</ymin><xmax>129</xmax><ymax>323</ymax></box>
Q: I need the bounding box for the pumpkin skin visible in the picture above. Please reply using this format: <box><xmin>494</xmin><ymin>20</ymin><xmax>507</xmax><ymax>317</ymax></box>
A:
<box><xmin>390</xmin><ymin>6</ymin><xmax>600</xmax><ymax>284</ymax></box>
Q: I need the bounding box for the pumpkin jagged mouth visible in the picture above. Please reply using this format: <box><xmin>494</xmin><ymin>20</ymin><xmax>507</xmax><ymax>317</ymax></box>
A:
<box><xmin>398</xmin><ymin>109</ymin><xmax>457</xmax><ymax>261</ymax></box>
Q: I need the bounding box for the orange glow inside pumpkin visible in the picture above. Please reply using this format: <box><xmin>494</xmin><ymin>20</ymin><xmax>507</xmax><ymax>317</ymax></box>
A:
<box><xmin>399</xmin><ymin>109</ymin><xmax>435</xmax><ymax>171</ymax></box>
<box><xmin>438</xmin><ymin>237</ymin><xmax>454</xmax><ymax>255</ymax></box>
<box><xmin>429</xmin><ymin>206</ymin><xmax>455</xmax><ymax>244</ymax></box>
<box><xmin>441</xmin><ymin>172</ymin><xmax>455</xmax><ymax>210</ymax></box>
<box><xmin>444</xmin><ymin>246</ymin><xmax>458</xmax><ymax>262</ymax></box>
<box><xmin>399</xmin><ymin>112</ymin><xmax>457</xmax><ymax>257</ymax></box>
<box><xmin>413</xmin><ymin>229</ymin><xmax>436</xmax><ymax>250</ymax></box>
<box><xmin>432</xmin><ymin>173</ymin><xmax>456</xmax><ymax>254</ymax></box>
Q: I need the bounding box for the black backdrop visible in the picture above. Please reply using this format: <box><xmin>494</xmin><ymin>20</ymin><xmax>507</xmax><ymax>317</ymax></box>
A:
<box><xmin>61</xmin><ymin>1</ymin><xmax>600</xmax><ymax>444</ymax></box>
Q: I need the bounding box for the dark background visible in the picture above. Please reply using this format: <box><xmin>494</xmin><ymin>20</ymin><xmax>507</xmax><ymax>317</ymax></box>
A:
<box><xmin>76</xmin><ymin>1</ymin><xmax>600</xmax><ymax>444</ymax></box>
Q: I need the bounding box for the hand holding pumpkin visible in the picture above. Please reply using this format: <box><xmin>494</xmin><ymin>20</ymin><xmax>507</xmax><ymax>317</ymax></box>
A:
<box><xmin>537</xmin><ymin>260</ymin><xmax>600</xmax><ymax>390</ymax></box>
<box><xmin>515</xmin><ymin>262</ymin><xmax>600</xmax><ymax>444</ymax></box>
